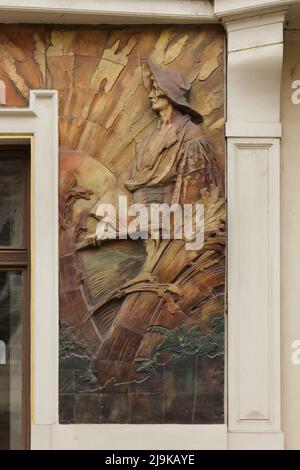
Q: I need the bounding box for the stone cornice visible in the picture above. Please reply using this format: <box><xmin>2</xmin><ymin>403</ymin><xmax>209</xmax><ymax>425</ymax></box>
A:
<box><xmin>215</xmin><ymin>0</ymin><xmax>297</xmax><ymax>19</ymax></box>
<box><xmin>0</xmin><ymin>0</ymin><xmax>217</xmax><ymax>24</ymax></box>
<box><xmin>0</xmin><ymin>0</ymin><xmax>298</xmax><ymax>23</ymax></box>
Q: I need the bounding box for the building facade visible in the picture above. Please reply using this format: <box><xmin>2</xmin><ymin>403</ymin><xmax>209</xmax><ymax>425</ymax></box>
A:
<box><xmin>0</xmin><ymin>0</ymin><xmax>299</xmax><ymax>450</ymax></box>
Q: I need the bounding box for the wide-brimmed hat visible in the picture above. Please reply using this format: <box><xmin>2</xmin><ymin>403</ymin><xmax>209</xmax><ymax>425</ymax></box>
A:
<box><xmin>147</xmin><ymin>60</ymin><xmax>203</xmax><ymax>124</ymax></box>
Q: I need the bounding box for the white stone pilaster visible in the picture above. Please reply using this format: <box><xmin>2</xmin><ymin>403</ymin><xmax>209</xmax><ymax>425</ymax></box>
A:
<box><xmin>219</xmin><ymin>6</ymin><xmax>287</xmax><ymax>449</ymax></box>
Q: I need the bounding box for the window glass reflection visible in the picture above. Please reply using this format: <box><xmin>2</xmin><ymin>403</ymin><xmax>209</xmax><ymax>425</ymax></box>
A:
<box><xmin>0</xmin><ymin>159</ymin><xmax>24</xmax><ymax>247</ymax></box>
<box><xmin>0</xmin><ymin>271</ymin><xmax>22</xmax><ymax>450</ymax></box>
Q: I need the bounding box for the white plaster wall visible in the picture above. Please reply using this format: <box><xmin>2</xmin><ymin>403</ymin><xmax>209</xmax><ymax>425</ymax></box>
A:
<box><xmin>281</xmin><ymin>25</ymin><xmax>300</xmax><ymax>451</ymax></box>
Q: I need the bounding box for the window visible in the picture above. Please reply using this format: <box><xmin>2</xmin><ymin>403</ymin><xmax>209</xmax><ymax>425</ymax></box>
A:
<box><xmin>0</xmin><ymin>145</ymin><xmax>30</xmax><ymax>450</ymax></box>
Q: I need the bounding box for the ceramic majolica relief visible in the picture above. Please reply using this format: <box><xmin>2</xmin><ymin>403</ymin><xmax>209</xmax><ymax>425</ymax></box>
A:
<box><xmin>0</xmin><ymin>25</ymin><xmax>225</xmax><ymax>423</ymax></box>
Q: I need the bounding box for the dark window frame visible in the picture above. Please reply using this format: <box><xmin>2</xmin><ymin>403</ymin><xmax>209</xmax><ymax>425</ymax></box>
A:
<box><xmin>0</xmin><ymin>145</ymin><xmax>30</xmax><ymax>450</ymax></box>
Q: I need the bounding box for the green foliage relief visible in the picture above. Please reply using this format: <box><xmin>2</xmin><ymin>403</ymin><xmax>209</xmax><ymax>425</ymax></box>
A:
<box><xmin>134</xmin><ymin>317</ymin><xmax>224</xmax><ymax>376</ymax></box>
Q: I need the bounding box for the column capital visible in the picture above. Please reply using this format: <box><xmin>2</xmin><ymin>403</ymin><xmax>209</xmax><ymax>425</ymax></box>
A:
<box><xmin>223</xmin><ymin>3</ymin><xmax>289</xmax><ymax>138</ymax></box>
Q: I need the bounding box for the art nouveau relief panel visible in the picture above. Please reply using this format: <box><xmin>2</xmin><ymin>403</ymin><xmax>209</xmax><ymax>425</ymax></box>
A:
<box><xmin>0</xmin><ymin>24</ymin><xmax>225</xmax><ymax>424</ymax></box>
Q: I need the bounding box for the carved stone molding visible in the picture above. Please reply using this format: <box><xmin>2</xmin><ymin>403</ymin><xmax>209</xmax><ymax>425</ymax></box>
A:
<box><xmin>0</xmin><ymin>90</ymin><xmax>59</xmax><ymax>426</ymax></box>
<box><xmin>215</xmin><ymin>0</ymin><xmax>296</xmax><ymax>18</ymax></box>
<box><xmin>225</xmin><ymin>10</ymin><xmax>287</xmax><ymax>138</ymax></box>
<box><xmin>0</xmin><ymin>0</ymin><xmax>216</xmax><ymax>23</ymax></box>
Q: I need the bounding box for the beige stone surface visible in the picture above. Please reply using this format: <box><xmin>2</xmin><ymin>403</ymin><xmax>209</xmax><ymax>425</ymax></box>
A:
<box><xmin>281</xmin><ymin>29</ymin><xmax>300</xmax><ymax>450</ymax></box>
